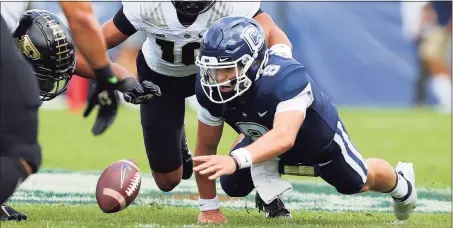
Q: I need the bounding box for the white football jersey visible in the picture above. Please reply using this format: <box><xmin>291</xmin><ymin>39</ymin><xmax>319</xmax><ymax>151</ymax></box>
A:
<box><xmin>122</xmin><ymin>0</ymin><xmax>261</xmax><ymax>77</ymax></box>
<box><xmin>1</xmin><ymin>2</ymin><xmax>29</xmax><ymax>31</ymax></box>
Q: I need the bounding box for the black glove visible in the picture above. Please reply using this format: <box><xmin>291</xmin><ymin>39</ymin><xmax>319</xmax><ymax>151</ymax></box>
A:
<box><xmin>120</xmin><ymin>78</ymin><xmax>161</xmax><ymax>104</ymax></box>
<box><xmin>83</xmin><ymin>65</ymin><xmax>119</xmax><ymax>136</ymax></box>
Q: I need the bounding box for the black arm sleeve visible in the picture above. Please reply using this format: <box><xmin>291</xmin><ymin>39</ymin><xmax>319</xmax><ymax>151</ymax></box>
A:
<box><xmin>253</xmin><ymin>8</ymin><xmax>264</xmax><ymax>18</ymax></box>
<box><xmin>113</xmin><ymin>6</ymin><xmax>138</xmax><ymax>36</ymax></box>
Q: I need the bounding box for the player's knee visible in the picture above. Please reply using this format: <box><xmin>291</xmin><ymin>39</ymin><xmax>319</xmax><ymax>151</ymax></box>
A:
<box><xmin>152</xmin><ymin>169</ymin><xmax>182</xmax><ymax>192</ymax></box>
<box><xmin>335</xmin><ymin>169</ymin><xmax>369</xmax><ymax>195</ymax></box>
<box><xmin>26</xmin><ymin>147</ymin><xmax>42</xmax><ymax>174</ymax></box>
<box><xmin>0</xmin><ymin>157</ymin><xmax>30</xmax><ymax>204</ymax></box>
<box><xmin>154</xmin><ymin>177</ymin><xmax>181</xmax><ymax>192</ymax></box>
<box><xmin>220</xmin><ymin>175</ymin><xmax>254</xmax><ymax>197</ymax></box>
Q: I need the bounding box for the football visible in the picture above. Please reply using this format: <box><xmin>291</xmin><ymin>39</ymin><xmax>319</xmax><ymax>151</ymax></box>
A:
<box><xmin>96</xmin><ymin>159</ymin><xmax>142</xmax><ymax>213</ymax></box>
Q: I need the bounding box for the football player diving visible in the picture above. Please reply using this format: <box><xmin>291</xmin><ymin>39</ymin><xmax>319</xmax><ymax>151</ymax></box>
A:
<box><xmin>192</xmin><ymin>16</ymin><xmax>418</xmax><ymax>224</ymax></box>
<box><xmin>73</xmin><ymin>0</ymin><xmax>293</xmax><ymax>201</ymax></box>
<box><xmin>1</xmin><ymin>1</ymin><xmax>293</xmax><ymax>221</ymax></box>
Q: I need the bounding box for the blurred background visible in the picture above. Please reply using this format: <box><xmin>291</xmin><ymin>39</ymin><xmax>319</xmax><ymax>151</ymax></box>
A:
<box><xmin>0</xmin><ymin>2</ymin><xmax>450</xmax><ymax>187</ymax></box>
<box><xmin>11</xmin><ymin>1</ymin><xmax>448</xmax><ymax>113</ymax></box>
<box><xmin>261</xmin><ymin>1</ymin><xmax>451</xmax><ymax>111</ymax></box>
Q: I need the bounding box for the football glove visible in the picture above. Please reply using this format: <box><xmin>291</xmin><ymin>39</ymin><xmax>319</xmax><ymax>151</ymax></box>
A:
<box><xmin>122</xmin><ymin>78</ymin><xmax>161</xmax><ymax>104</ymax></box>
<box><xmin>83</xmin><ymin>65</ymin><xmax>119</xmax><ymax>136</ymax></box>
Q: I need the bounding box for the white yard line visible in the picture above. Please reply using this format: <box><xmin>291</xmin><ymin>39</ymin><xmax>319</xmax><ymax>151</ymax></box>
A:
<box><xmin>10</xmin><ymin>171</ymin><xmax>451</xmax><ymax>213</ymax></box>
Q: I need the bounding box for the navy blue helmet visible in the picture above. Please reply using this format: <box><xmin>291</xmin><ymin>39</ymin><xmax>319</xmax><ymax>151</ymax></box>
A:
<box><xmin>195</xmin><ymin>16</ymin><xmax>269</xmax><ymax>103</ymax></box>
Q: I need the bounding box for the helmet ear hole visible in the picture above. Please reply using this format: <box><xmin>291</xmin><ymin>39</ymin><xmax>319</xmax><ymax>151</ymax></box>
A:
<box><xmin>241</xmin><ymin>57</ymin><xmax>250</xmax><ymax>65</ymax></box>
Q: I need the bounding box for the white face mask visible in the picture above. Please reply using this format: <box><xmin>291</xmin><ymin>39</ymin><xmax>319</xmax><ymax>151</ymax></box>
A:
<box><xmin>196</xmin><ymin>54</ymin><xmax>255</xmax><ymax>104</ymax></box>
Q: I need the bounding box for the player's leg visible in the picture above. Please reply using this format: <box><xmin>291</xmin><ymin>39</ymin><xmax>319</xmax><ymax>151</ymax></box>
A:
<box><xmin>140</xmin><ymin>96</ymin><xmax>184</xmax><ymax>191</ymax></box>
<box><xmin>318</xmin><ymin>120</ymin><xmax>416</xmax><ymax>220</ymax></box>
<box><xmin>220</xmin><ymin>137</ymin><xmax>255</xmax><ymax>197</ymax></box>
<box><xmin>419</xmin><ymin>26</ymin><xmax>452</xmax><ymax>112</ymax></box>
<box><xmin>220</xmin><ymin>137</ymin><xmax>291</xmax><ymax>218</ymax></box>
<box><xmin>0</xmin><ymin>16</ymin><xmax>42</xmax><ymax>218</ymax></box>
<box><xmin>137</xmin><ymin>51</ymin><xmax>193</xmax><ymax>192</ymax></box>
<box><xmin>180</xmin><ymin>128</ymin><xmax>193</xmax><ymax>180</ymax></box>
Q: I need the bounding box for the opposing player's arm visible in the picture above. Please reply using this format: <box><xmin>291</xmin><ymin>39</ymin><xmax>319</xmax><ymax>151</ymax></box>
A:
<box><xmin>253</xmin><ymin>12</ymin><xmax>292</xmax><ymax>50</ymax></box>
<box><xmin>73</xmin><ymin>4</ymin><xmax>140</xmax><ymax>80</ymax></box>
<box><xmin>240</xmin><ymin>70</ymin><xmax>314</xmax><ymax>165</ymax></box>
<box><xmin>74</xmin><ymin>50</ymin><xmax>133</xmax><ymax>81</ymax></box>
<box><xmin>104</xmin><ymin>5</ymin><xmax>139</xmax><ymax>49</ymax></box>
<box><xmin>236</xmin><ymin>2</ymin><xmax>292</xmax><ymax>51</ymax></box>
<box><xmin>195</xmin><ymin>106</ymin><xmax>225</xmax><ymax>199</ymax></box>
<box><xmin>58</xmin><ymin>1</ymin><xmax>110</xmax><ymax>70</ymax></box>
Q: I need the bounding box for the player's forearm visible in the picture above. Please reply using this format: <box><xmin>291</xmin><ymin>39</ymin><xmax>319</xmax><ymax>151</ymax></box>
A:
<box><xmin>195</xmin><ymin>121</ymin><xmax>224</xmax><ymax>199</ymax></box>
<box><xmin>69</xmin><ymin>19</ymin><xmax>109</xmax><ymax>69</ymax></box>
<box><xmin>195</xmin><ymin>145</ymin><xmax>218</xmax><ymax>199</ymax></box>
<box><xmin>74</xmin><ymin>51</ymin><xmax>132</xmax><ymax>81</ymax></box>
<box><xmin>268</xmin><ymin>25</ymin><xmax>292</xmax><ymax>49</ymax></box>
<box><xmin>238</xmin><ymin>112</ymin><xmax>305</xmax><ymax>166</ymax></box>
<box><xmin>254</xmin><ymin>12</ymin><xmax>292</xmax><ymax>49</ymax></box>
<box><xmin>244</xmin><ymin>128</ymin><xmax>295</xmax><ymax>164</ymax></box>
<box><xmin>60</xmin><ymin>2</ymin><xmax>110</xmax><ymax>69</ymax></box>
<box><xmin>102</xmin><ymin>19</ymin><xmax>130</xmax><ymax>49</ymax></box>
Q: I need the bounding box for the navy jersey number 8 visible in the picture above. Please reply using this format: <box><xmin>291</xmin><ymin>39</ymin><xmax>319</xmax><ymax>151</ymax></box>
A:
<box><xmin>236</xmin><ymin>122</ymin><xmax>269</xmax><ymax>140</ymax></box>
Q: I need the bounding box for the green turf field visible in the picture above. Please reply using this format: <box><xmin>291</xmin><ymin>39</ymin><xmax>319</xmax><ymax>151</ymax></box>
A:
<box><xmin>37</xmin><ymin>107</ymin><xmax>452</xmax><ymax>187</ymax></box>
<box><xmin>3</xmin><ymin>107</ymin><xmax>451</xmax><ymax>227</ymax></box>
<box><xmin>2</xmin><ymin>206</ymin><xmax>451</xmax><ymax>228</ymax></box>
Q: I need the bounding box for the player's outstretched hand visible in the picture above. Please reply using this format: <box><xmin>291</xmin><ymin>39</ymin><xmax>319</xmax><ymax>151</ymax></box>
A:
<box><xmin>84</xmin><ymin>65</ymin><xmax>120</xmax><ymax>136</ymax></box>
<box><xmin>83</xmin><ymin>81</ymin><xmax>119</xmax><ymax>136</ymax></box>
<box><xmin>198</xmin><ymin>209</ymin><xmax>227</xmax><ymax>224</ymax></box>
<box><xmin>193</xmin><ymin>155</ymin><xmax>237</xmax><ymax>180</ymax></box>
<box><xmin>123</xmin><ymin>80</ymin><xmax>161</xmax><ymax>104</ymax></box>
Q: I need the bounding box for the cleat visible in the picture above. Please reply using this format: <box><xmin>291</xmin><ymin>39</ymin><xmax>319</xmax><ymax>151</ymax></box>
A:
<box><xmin>0</xmin><ymin>205</ymin><xmax>27</xmax><ymax>221</ymax></box>
<box><xmin>392</xmin><ymin>162</ymin><xmax>417</xmax><ymax>220</ymax></box>
<box><xmin>255</xmin><ymin>193</ymin><xmax>292</xmax><ymax>219</ymax></box>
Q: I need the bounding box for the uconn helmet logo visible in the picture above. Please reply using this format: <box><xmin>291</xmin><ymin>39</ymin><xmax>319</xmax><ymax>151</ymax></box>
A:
<box><xmin>241</xmin><ymin>25</ymin><xmax>264</xmax><ymax>54</ymax></box>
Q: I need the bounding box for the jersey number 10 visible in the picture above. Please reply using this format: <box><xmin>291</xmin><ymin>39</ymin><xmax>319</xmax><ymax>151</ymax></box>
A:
<box><xmin>156</xmin><ymin>39</ymin><xmax>200</xmax><ymax>66</ymax></box>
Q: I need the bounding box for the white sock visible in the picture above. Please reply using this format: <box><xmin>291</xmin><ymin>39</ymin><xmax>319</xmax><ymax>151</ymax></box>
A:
<box><xmin>431</xmin><ymin>75</ymin><xmax>452</xmax><ymax>108</ymax></box>
<box><xmin>389</xmin><ymin>172</ymin><xmax>410</xmax><ymax>199</ymax></box>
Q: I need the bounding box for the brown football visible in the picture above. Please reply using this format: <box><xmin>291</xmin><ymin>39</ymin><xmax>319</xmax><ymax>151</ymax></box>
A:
<box><xmin>96</xmin><ymin>159</ymin><xmax>141</xmax><ymax>213</ymax></box>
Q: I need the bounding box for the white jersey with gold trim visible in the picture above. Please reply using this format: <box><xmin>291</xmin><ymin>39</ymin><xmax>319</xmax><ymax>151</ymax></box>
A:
<box><xmin>122</xmin><ymin>0</ymin><xmax>261</xmax><ymax>77</ymax></box>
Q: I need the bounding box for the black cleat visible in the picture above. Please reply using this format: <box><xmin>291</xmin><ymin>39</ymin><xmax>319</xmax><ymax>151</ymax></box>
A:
<box><xmin>255</xmin><ymin>193</ymin><xmax>292</xmax><ymax>219</ymax></box>
<box><xmin>181</xmin><ymin>129</ymin><xmax>193</xmax><ymax>180</ymax></box>
<box><xmin>0</xmin><ymin>205</ymin><xmax>27</xmax><ymax>221</ymax></box>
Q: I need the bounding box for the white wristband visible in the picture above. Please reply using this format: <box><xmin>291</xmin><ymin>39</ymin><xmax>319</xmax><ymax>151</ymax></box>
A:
<box><xmin>231</xmin><ymin>148</ymin><xmax>253</xmax><ymax>169</ymax></box>
<box><xmin>269</xmin><ymin>44</ymin><xmax>292</xmax><ymax>58</ymax></box>
<box><xmin>198</xmin><ymin>195</ymin><xmax>220</xmax><ymax>212</ymax></box>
